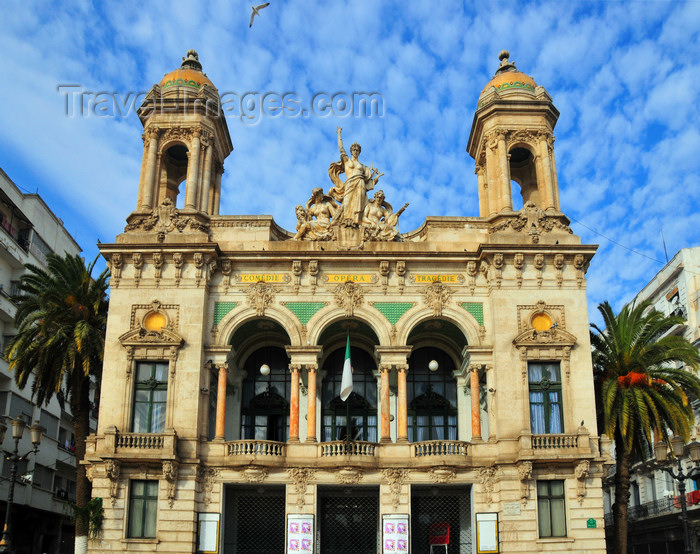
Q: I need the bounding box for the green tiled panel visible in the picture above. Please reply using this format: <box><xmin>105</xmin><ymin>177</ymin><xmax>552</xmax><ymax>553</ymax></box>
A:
<box><xmin>462</xmin><ymin>302</ymin><xmax>484</xmax><ymax>325</ymax></box>
<box><xmin>284</xmin><ymin>302</ymin><xmax>326</xmax><ymax>325</ymax></box>
<box><xmin>373</xmin><ymin>302</ymin><xmax>414</xmax><ymax>325</ymax></box>
<box><xmin>213</xmin><ymin>302</ymin><xmax>237</xmax><ymax>325</ymax></box>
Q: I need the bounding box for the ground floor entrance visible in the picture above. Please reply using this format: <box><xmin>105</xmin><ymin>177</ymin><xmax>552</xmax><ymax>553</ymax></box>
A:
<box><xmin>222</xmin><ymin>483</ymin><xmax>472</xmax><ymax>553</ymax></box>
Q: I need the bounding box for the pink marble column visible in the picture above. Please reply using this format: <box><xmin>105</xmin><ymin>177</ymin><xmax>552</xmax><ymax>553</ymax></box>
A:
<box><xmin>215</xmin><ymin>363</ymin><xmax>228</xmax><ymax>440</ymax></box>
<box><xmin>471</xmin><ymin>366</ymin><xmax>482</xmax><ymax>440</ymax></box>
<box><xmin>380</xmin><ymin>366</ymin><xmax>391</xmax><ymax>443</ymax></box>
<box><xmin>289</xmin><ymin>365</ymin><xmax>300</xmax><ymax>442</ymax></box>
<box><xmin>397</xmin><ymin>365</ymin><xmax>408</xmax><ymax>442</ymax></box>
<box><xmin>306</xmin><ymin>365</ymin><xmax>317</xmax><ymax>442</ymax></box>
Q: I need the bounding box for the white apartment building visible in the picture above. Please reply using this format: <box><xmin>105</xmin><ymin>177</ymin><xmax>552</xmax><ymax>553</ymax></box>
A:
<box><xmin>0</xmin><ymin>167</ymin><xmax>83</xmax><ymax>554</ymax></box>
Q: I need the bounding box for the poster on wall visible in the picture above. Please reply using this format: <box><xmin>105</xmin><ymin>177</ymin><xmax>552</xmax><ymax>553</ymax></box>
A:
<box><xmin>476</xmin><ymin>512</ymin><xmax>499</xmax><ymax>554</ymax></box>
<box><xmin>382</xmin><ymin>514</ymin><xmax>409</xmax><ymax>553</ymax></box>
<box><xmin>287</xmin><ymin>514</ymin><xmax>314</xmax><ymax>553</ymax></box>
<box><xmin>196</xmin><ymin>512</ymin><xmax>220</xmax><ymax>554</ymax></box>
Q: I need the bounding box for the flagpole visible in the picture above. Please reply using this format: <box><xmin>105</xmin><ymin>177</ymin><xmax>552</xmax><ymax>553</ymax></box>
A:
<box><xmin>340</xmin><ymin>332</ymin><xmax>354</xmax><ymax>453</ymax></box>
<box><xmin>345</xmin><ymin>393</ymin><xmax>350</xmax><ymax>453</ymax></box>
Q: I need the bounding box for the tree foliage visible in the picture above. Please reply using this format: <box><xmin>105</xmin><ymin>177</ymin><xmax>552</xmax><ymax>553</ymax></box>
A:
<box><xmin>591</xmin><ymin>299</ymin><xmax>700</xmax><ymax>554</ymax></box>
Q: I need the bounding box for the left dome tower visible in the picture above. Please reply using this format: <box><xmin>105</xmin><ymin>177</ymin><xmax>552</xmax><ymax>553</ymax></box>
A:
<box><xmin>131</xmin><ymin>49</ymin><xmax>233</xmax><ymax>219</ymax></box>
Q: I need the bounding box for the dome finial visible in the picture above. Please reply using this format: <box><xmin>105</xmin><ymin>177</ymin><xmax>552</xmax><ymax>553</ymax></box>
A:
<box><xmin>181</xmin><ymin>49</ymin><xmax>203</xmax><ymax>72</ymax></box>
<box><xmin>495</xmin><ymin>50</ymin><xmax>517</xmax><ymax>75</ymax></box>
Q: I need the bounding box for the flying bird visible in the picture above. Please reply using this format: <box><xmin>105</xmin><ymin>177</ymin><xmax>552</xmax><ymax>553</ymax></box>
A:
<box><xmin>249</xmin><ymin>3</ymin><xmax>270</xmax><ymax>27</ymax></box>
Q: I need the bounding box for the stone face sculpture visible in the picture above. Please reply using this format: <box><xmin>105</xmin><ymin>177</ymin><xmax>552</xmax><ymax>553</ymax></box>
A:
<box><xmin>292</xmin><ymin>129</ymin><xmax>407</xmax><ymax>243</ymax></box>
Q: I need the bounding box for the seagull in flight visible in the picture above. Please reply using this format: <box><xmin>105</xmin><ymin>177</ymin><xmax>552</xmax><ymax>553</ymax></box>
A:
<box><xmin>249</xmin><ymin>3</ymin><xmax>270</xmax><ymax>27</ymax></box>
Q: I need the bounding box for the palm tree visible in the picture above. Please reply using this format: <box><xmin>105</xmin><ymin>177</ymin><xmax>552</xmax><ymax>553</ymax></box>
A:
<box><xmin>5</xmin><ymin>253</ymin><xmax>109</xmax><ymax>554</ymax></box>
<box><xmin>591</xmin><ymin>300</ymin><xmax>700</xmax><ymax>554</ymax></box>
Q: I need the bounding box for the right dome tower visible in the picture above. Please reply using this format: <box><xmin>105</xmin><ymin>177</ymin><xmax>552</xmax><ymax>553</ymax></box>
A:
<box><xmin>467</xmin><ymin>51</ymin><xmax>561</xmax><ymax>217</ymax></box>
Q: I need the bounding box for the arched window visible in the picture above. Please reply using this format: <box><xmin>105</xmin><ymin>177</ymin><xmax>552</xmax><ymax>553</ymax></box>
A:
<box><xmin>240</xmin><ymin>347</ymin><xmax>290</xmax><ymax>441</ymax></box>
<box><xmin>407</xmin><ymin>347</ymin><xmax>457</xmax><ymax>442</ymax></box>
<box><xmin>321</xmin><ymin>347</ymin><xmax>377</xmax><ymax>442</ymax></box>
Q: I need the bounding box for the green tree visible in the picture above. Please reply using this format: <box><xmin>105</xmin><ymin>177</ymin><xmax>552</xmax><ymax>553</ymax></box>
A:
<box><xmin>5</xmin><ymin>253</ymin><xmax>108</xmax><ymax>554</ymax></box>
<box><xmin>591</xmin><ymin>300</ymin><xmax>700</xmax><ymax>554</ymax></box>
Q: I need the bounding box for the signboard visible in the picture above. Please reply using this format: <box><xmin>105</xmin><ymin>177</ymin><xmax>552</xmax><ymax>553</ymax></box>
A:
<box><xmin>240</xmin><ymin>273</ymin><xmax>287</xmax><ymax>283</ymax></box>
<box><xmin>502</xmin><ymin>502</ymin><xmax>521</xmax><ymax>516</ymax></box>
<box><xmin>382</xmin><ymin>514</ymin><xmax>409</xmax><ymax>553</ymax></box>
<box><xmin>287</xmin><ymin>514</ymin><xmax>314</xmax><ymax>553</ymax></box>
<box><xmin>411</xmin><ymin>274</ymin><xmax>462</xmax><ymax>283</ymax></box>
<box><xmin>196</xmin><ymin>512</ymin><xmax>220</xmax><ymax>554</ymax></box>
<box><xmin>476</xmin><ymin>512</ymin><xmax>499</xmax><ymax>554</ymax></box>
<box><xmin>587</xmin><ymin>518</ymin><xmax>597</xmax><ymax>528</ymax></box>
<box><xmin>326</xmin><ymin>274</ymin><xmax>375</xmax><ymax>283</ymax></box>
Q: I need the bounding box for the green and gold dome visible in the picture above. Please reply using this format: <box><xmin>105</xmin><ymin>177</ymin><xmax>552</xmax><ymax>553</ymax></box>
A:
<box><xmin>160</xmin><ymin>49</ymin><xmax>215</xmax><ymax>90</ymax></box>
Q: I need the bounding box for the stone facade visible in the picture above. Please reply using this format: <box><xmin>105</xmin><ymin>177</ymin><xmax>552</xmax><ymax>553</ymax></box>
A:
<box><xmin>87</xmin><ymin>50</ymin><xmax>609</xmax><ymax>553</ymax></box>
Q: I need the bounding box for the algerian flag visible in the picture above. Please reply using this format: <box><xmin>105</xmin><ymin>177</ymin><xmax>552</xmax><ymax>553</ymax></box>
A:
<box><xmin>340</xmin><ymin>334</ymin><xmax>353</xmax><ymax>402</ymax></box>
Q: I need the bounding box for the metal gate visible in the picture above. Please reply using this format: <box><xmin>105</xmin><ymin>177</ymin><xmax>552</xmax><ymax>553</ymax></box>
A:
<box><xmin>319</xmin><ymin>486</ymin><xmax>380</xmax><ymax>553</ymax></box>
<box><xmin>411</xmin><ymin>486</ymin><xmax>472</xmax><ymax>554</ymax></box>
<box><xmin>223</xmin><ymin>485</ymin><xmax>285</xmax><ymax>554</ymax></box>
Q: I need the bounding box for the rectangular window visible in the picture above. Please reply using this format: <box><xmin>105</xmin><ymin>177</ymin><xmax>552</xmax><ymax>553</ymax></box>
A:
<box><xmin>528</xmin><ymin>362</ymin><xmax>563</xmax><ymax>434</ymax></box>
<box><xmin>537</xmin><ymin>480</ymin><xmax>566</xmax><ymax>537</ymax></box>
<box><xmin>132</xmin><ymin>362</ymin><xmax>168</xmax><ymax>433</ymax></box>
<box><xmin>128</xmin><ymin>480</ymin><xmax>159</xmax><ymax>538</ymax></box>
<box><xmin>40</xmin><ymin>410</ymin><xmax>59</xmax><ymax>440</ymax></box>
<box><xmin>9</xmin><ymin>394</ymin><xmax>33</xmax><ymax>421</ymax></box>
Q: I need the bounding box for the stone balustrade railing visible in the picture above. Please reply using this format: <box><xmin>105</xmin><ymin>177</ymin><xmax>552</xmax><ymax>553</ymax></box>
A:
<box><xmin>532</xmin><ymin>434</ymin><xmax>579</xmax><ymax>449</ymax></box>
<box><xmin>412</xmin><ymin>440</ymin><xmax>468</xmax><ymax>457</ymax></box>
<box><xmin>227</xmin><ymin>440</ymin><xmax>286</xmax><ymax>457</ymax></box>
<box><xmin>116</xmin><ymin>433</ymin><xmax>164</xmax><ymax>449</ymax></box>
<box><xmin>320</xmin><ymin>440</ymin><xmax>378</xmax><ymax>457</ymax></box>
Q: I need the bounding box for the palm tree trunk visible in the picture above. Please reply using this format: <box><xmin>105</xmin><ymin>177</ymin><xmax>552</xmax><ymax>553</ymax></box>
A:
<box><xmin>73</xmin><ymin>379</ymin><xmax>92</xmax><ymax>554</ymax></box>
<box><xmin>613</xmin><ymin>432</ymin><xmax>632</xmax><ymax>554</ymax></box>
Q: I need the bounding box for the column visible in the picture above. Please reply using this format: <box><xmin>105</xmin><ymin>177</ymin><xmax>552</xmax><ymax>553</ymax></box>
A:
<box><xmin>380</xmin><ymin>365</ymin><xmax>391</xmax><ymax>443</ymax></box>
<box><xmin>306</xmin><ymin>365</ymin><xmax>317</xmax><ymax>442</ymax></box>
<box><xmin>289</xmin><ymin>364</ymin><xmax>300</xmax><ymax>442</ymax></box>
<box><xmin>212</xmin><ymin>166</ymin><xmax>223</xmax><ymax>215</ymax></box>
<box><xmin>397</xmin><ymin>365</ymin><xmax>408</xmax><ymax>442</ymax></box>
<box><xmin>199</xmin><ymin>144</ymin><xmax>213</xmax><ymax>212</ymax></box>
<box><xmin>471</xmin><ymin>366</ymin><xmax>482</xmax><ymax>440</ymax></box>
<box><xmin>538</xmin><ymin>134</ymin><xmax>555</xmax><ymax>211</ymax></box>
<box><xmin>476</xmin><ymin>165</ymin><xmax>488</xmax><ymax>217</ymax></box>
<box><xmin>485</xmin><ymin>142</ymin><xmax>500</xmax><ymax>215</ymax></box>
<box><xmin>140</xmin><ymin>128</ymin><xmax>160</xmax><ymax>210</ymax></box>
<box><xmin>497</xmin><ymin>131</ymin><xmax>512</xmax><ymax>211</ymax></box>
<box><xmin>185</xmin><ymin>129</ymin><xmax>201</xmax><ymax>209</ymax></box>
<box><xmin>215</xmin><ymin>363</ymin><xmax>228</xmax><ymax>440</ymax></box>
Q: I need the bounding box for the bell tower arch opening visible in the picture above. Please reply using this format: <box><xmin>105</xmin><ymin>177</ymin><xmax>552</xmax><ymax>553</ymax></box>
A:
<box><xmin>159</xmin><ymin>143</ymin><xmax>189</xmax><ymax>208</ymax></box>
<box><xmin>509</xmin><ymin>145</ymin><xmax>538</xmax><ymax>210</ymax></box>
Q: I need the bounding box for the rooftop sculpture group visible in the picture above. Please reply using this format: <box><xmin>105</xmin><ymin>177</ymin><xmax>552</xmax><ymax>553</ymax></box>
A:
<box><xmin>293</xmin><ymin>127</ymin><xmax>408</xmax><ymax>243</ymax></box>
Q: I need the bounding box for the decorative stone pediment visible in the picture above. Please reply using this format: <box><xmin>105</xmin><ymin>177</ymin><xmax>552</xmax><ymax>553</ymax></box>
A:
<box><xmin>512</xmin><ymin>327</ymin><xmax>576</xmax><ymax>347</ymax></box>
<box><xmin>119</xmin><ymin>326</ymin><xmax>185</xmax><ymax>347</ymax></box>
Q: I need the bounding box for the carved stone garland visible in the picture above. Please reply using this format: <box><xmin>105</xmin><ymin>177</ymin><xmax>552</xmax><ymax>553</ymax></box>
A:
<box><xmin>477</xmin><ymin>466</ymin><xmax>498</xmax><ymax>505</ymax></box>
<box><xmin>423</xmin><ymin>281</ymin><xmax>453</xmax><ymax>317</ymax></box>
<box><xmin>428</xmin><ymin>466</ymin><xmax>457</xmax><ymax>484</ymax></box>
<box><xmin>242</xmin><ymin>465</ymin><xmax>269</xmax><ymax>483</ymax></box>
<box><xmin>334</xmin><ymin>281</ymin><xmax>364</xmax><ymax>317</ymax></box>
<box><xmin>246</xmin><ymin>281</ymin><xmax>275</xmax><ymax>316</ymax></box>
<box><xmin>105</xmin><ymin>459</ymin><xmax>121</xmax><ymax>506</ymax></box>
<box><xmin>335</xmin><ymin>466</ymin><xmax>364</xmax><ymax>485</ymax></box>
<box><xmin>162</xmin><ymin>460</ymin><xmax>179</xmax><ymax>507</ymax></box>
<box><xmin>382</xmin><ymin>468</ymin><xmax>409</xmax><ymax>508</ymax></box>
<box><xmin>575</xmin><ymin>460</ymin><xmax>590</xmax><ymax>504</ymax></box>
<box><xmin>517</xmin><ymin>461</ymin><xmax>532</xmax><ymax>502</ymax></box>
<box><xmin>287</xmin><ymin>468</ymin><xmax>316</xmax><ymax>509</ymax></box>
<box><xmin>196</xmin><ymin>466</ymin><xmax>220</xmax><ymax>506</ymax></box>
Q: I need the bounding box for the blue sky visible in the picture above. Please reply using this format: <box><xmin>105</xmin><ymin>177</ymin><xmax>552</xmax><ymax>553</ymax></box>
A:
<box><xmin>1</xmin><ymin>0</ymin><xmax>698</xmax><ymax>324</ymax></box>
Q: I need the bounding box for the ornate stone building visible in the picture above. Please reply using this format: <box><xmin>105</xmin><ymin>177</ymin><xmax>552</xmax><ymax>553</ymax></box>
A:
<box><xmin>87</xmin><ymin>50</ymin><xmax>609</xmax><ymax>553</ymax></box>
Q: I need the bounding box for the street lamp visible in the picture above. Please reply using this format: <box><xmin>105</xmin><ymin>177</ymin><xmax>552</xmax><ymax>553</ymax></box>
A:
<box><xmin>0</xmin><ymin>417</ymin><xmax>43</xmax><ymax>553</ymax></box>
<box><xmin>653</xmin><ymin>436</ymin><xmax>700</xmax><ymax>554</ymax></box>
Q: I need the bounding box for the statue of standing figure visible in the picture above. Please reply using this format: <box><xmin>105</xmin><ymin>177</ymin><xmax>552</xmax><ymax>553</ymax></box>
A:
<box><xmin>328</xmin><ymin>127</ymin><xmax>383</xmax><ymax>227</ymax></box>
<box><xmin>291</xmin><ymin>129</ymin><xmax>408</xmax><ymax>243</ymax></box>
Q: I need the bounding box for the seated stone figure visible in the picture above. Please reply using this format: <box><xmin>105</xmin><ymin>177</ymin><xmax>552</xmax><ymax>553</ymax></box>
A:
<box><xmin>293</xmin><ymin>187</ymin><xmax>338</xmax><ymax>241</ymax></box>
<box><xmin>362</xmin><ymin>190</ymin><xmax>408</xmax><ymax>241</ymax></box>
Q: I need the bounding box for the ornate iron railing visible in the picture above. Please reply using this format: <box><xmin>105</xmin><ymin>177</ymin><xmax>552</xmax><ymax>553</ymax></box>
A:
<box><xmin>116</xmin><ymin>433</ymin><xmax>164</xmax><ymax>449</ymax></box>
<box><xmin>412</xmin><ymin>440</ymin><xmax>468</xmax><ymax>457</ymax></box>
<box><xmin>320</xmin><ymin>440</ymin><xmax>377</xmax><ymax>457</ymax></box>
<box><xmin>227</xmin><ymin>440</ymin><xmax>286</xmax><ymax>457</ymax></box>
<box><xmin>532</xmin><ymin>434</ymin><xmax>579</xmax><ymax>449</ymax></box>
